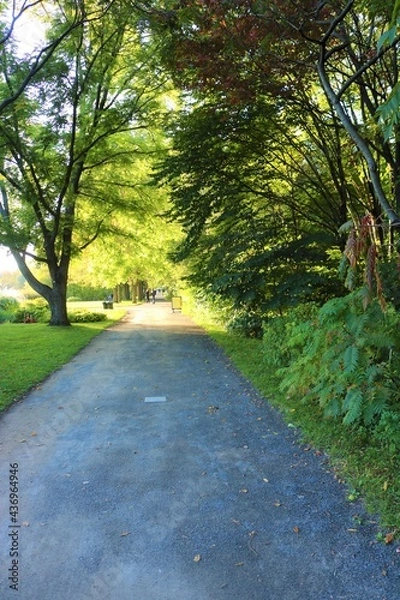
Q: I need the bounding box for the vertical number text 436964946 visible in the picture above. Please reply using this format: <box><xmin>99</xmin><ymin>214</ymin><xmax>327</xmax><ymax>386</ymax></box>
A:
<box><xmin>8</xmin><ymin>463</ymin><xmax>20</xmax><ymax>591</ymax></box>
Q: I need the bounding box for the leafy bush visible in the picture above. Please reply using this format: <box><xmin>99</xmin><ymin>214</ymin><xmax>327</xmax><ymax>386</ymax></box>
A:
<box><xmin>0</xmin><ymin>296</ymin><xmax>20</xmax><ymax>323</ymax></box>
<box><xmin>0</xmin><ymin>308</ymin><xmax>10</xmax><ymax>323</ymax></box>
<box><xmin>226</xmin><ymin>311</ymin><xmax>264</xmax><ymax>338</ymax></box>
<box><xmin>262</xmin><ymin>303</ymin><xmax>319</xmax><ymax>367</ymax></box>
<box><xmin>68</xmin><ymin>310</ymin><xmax>107</xmax><ymax>323</ymax></box>
<box><xmin>277</xmin><ymin>291</ymin><xmax>400</xmax><ymax>427</ymax></box>
<box><xmin>0</xmin><ymin>296</ymin><xmax>19</xmax><ymax>311</ymax></box>
<box><xmin>10</xmin><ymin>299</ymin><xmax>50</xmax><ymax>323</ymax></box>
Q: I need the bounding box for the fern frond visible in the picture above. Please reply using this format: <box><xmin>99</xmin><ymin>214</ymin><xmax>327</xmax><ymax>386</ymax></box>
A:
<box><xmin>319</xmin><ymin>296</ymin><xmax>347</xmax><ymax>323</ymax></box>
<box><xmin>363</xmin><ymin>385</ymin><xmax>390</xmax><ymax>425</ymax></box>
<box><xmin>361</xmin><ymin>285</ymin><xmax>373</xmax><ymax>310</ymax></box>
<box><xmin>324</xmin><ymin>396</ymin><xmax>341</xmax><ymax>418</ymax></box>
<box><xmin>343</xmin><ymin>387</ymin><xmax>364</xmax><ymax>425</ymax></box>
<box><xmin>343</xmin><ymin>345</ymin><xmax>359</xmax><ymax>375</ymax></box>
<box><xmin>345</xmin><ymin>266</ymin><xmax>357</xmax><ymax>291</ymax></box>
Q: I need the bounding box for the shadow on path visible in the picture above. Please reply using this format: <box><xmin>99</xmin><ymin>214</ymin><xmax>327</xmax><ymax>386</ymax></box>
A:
<box><xmin>0</xmin><ymin>302</ymin><xmax>398</xmax><ymax>599</ymax></box>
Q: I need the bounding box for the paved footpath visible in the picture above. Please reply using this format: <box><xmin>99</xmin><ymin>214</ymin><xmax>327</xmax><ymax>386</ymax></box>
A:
<box><xmin>0</xmin><ymin>301</ymin><xmax>399</xmax><ymax>600</ymax></box>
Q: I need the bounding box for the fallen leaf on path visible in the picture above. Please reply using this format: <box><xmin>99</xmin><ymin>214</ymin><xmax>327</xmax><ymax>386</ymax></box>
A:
<box><xmin>274</xmin><ymin>500</ymin><xmax>282</xmax><ymax>507</ymax></box>
<box><xmin>193</xmin><ymin>554</ymin><xmax>202</xmax><ymax>562</ymax></box>
<box><xmin>120</xmin><ymin>531</ymin><xmax>130</xmax><ymax>537</ymax></box>
<box><xmin>293</xmin><ymin>526</ymin><xmax>300</xmax><ymax>534</ymax></box>
<box><xmin>235</xmin><ymin>562</ymin><xmax>244</xmax><ymax>567</ymax></box>
<box><xmin>240</xmin><ymin>488</ymin><xmax>249</xmax><ymax>494</ymax></box>
<box><xmin>385</xmin><ymin>532</ymin><xmax>394</xmax><ymax>545</ymax></box>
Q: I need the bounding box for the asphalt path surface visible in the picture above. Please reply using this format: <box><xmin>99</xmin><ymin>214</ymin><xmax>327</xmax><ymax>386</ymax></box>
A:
<box><xmin>0</xmin><ymin>300</ymin><xmax>399</xmax><ymax>600</ymax></box>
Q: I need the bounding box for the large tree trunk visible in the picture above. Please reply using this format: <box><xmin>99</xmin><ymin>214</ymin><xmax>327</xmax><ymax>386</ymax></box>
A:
<box><xmin>48</xmin><ymin>278</ymin><xmax>70</xmax><ymax>326</ymax></box>
<box><xmin>11</xmin><ymin>251</ymin><xmax>71</xmax><ymax>326</ymax></box>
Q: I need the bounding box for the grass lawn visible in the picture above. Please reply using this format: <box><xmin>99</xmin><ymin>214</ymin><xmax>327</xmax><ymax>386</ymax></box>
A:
<box><xmin>195</xmin><ymin>320</ymin><xmax>400</xmax><ymax>537</ymax></box>
<box><xmin>0</xmin><ymin>302</ymin><xmax>128</xmax><ymax>412</ymax></box>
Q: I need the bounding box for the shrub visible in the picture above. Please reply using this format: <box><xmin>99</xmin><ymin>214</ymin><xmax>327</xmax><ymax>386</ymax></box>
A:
<box><xmin>227</xmin><ymin>311</ymin><xmax>264</xmax><ymax>338</ymax></box>
<box><xmin>278</xmin><ymin>291</ymin><xmax>400</xmax><ymax>428</ymax></box>
<box><xmin>0</xmin><ymin>308</ymin><xmax>9</xmax><ymax>323</ymax></box>
<box><xmin>68</xmin><ymin>310</ymin><xmax>107</xmax><ymax>323</ymax></box>
<box><xmin>0</xmin><ymin>296</ymin><xmax>20</xmax><ymax>323</ymax></box>
<box><xmin>0</xmin><ymin>296</ymin><xmax>19</xmax><ymax>311</ymax></box>
<box><xmin>11</xmin><ymin>299</ymin><xmax>50</xmax><ymax>323</ymax></box>
<box><xmin>262</xmin><ymin>303</ymin><xmax>319</xmax><ymax>367</ymax></box>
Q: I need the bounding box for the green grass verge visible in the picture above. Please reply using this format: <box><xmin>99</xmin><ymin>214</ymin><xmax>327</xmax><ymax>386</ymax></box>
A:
<box><xmin>197</xmin><ymin>321</ymin><xmax>400</xmax><ymax>536</ymax></box>
<box><xmin>0</xmin><ymin>304</ymin><xmax>127</xmax><ymax>412</ymax></box>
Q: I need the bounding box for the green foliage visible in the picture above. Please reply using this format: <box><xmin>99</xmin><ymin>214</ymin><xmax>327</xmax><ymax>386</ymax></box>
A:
<box><xmin>0</xmin><ymin>296</ymin><xmax>19</xmax><ymax>322</ymax></box>
<box><xmin>191</xmin><ymin>297</ymin><xmax>400</xmax><ymax>529</ymax></box>
<box><xmin>0</xmin><ymin>296</ymin><xmax>18</xmax><ymax>311</ymax></box>
<box><xmin>67</xmin><ymin>283</ymin><xmax>109</xmax><ymax>302</ymax></box>
<box><xmin>68</xmin><ymin>310</ymin><xmax>107</xmax><ymax>323</ymax></box>
<box><xmin>0</xmin><ymin>1</ymin><xmax>172</xmax><ymax>325</ymax></box>
<box><xmin>226</xmin><ymin>311</ymin><xmax>264</xmax><ymax>338</ymax></box>
<box><xmin>377</xmin><ymin>258</ymin><xmax>400</xmax><ymax>310</ymax></box>
<box><xmin>374</xmin><ymin>410</ymin><xmax>400</xmax><ymax>455</ymax></box>
<box><xmin>10</xmin><ymin>299</ymin><xmax>50</xmax><ymax>324</ymax></box>
<box><xmin>278</xmin><ymin>292</ymin><xmax>400</xmax><ymax>427</ymax></box>
<box><xmin>262</xmin><ymin>303</ymin><xmax>319</xmax><ymax>367</ymax></box>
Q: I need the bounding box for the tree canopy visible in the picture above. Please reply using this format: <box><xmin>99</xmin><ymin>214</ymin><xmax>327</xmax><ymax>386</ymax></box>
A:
<box><xmin>1</xmin><ymin>0</ymin><xmax>400</xmax><ymax>323</ymax></box>
<box><xmin>151</xmin><ymin>0</ymin><xmax>400</xmax><ymax>313</ymax></box>
<box><xmin>0</xmin><ymin>0</ymin><xmax>174</xmax><ymax>324</ymax></box>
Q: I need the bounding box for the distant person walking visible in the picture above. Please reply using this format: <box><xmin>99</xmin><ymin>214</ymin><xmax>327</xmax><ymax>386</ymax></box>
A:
<box><xmin>151</xmin><ymin>289</ymin><xmax>156</xmax><ymax>304</ymax></box>
<box><xmin>145</xmin><ymin>289</ymin><xmax>150</xmax><ymax>303</ymax></box>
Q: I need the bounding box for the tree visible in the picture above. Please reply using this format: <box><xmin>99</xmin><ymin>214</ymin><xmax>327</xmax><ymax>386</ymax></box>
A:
<box><xmin>0</xmin><ymin>1</ymin><xmax>85</xmax><ymax>115</ymax></box>
<box><xmin>68</xmin><ymin>147</ymin><xmax>184</xmax><ymax>297</ymax></box>
<box><xmin>156</xmin><ymin>94</ymin><xmax>353</xmax><ymax>312</ymax></box>
<box><xmin>305</xmin><ymin>1</ymin><xmax>400</xmax><ymax>225</ymax></box>
<box><xmin>152</xmin><ymin>0</ymin><xmax>400</xmax><ymax>225</ymax></box>
<box><xmin>0</xmin><ymin>0</ymin><xmax>169</xmax><ymax>324</ymax></box>
<box><xmin>150</xmin><ymin>0</ymin><xmax>400</xmax><ymax>313</ymax></box>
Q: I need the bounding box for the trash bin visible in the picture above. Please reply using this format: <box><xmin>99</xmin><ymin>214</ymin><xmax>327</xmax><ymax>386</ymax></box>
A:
<box><xmin>171</xmin><ymin>296</ymin><xmax>182</xmax><ymax>312</ymax></box>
